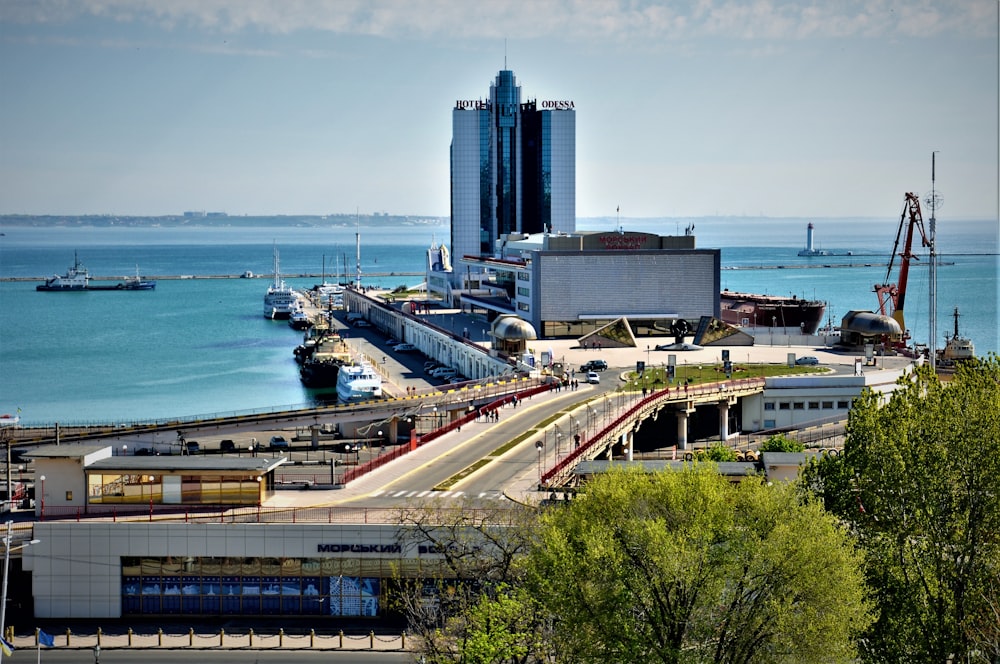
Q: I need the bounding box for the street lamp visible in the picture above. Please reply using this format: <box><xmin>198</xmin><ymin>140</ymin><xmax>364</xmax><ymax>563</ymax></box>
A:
<box><xmin>122</xmin><ymin>444</ymin><xmax>127</xmax><ymax>457</ymax></box>
<box><xmin>535</xmin><ymin>440</ymin><xmax>544</xmax><ymax>483</ymax></box>
<box><xmin>1</xmin><ymin>521</ymin><xmax>40</xmax><ymax>664</ymax></box>
<box><xmin>38</xmin><ymin>475</ymin><xmax>45</xmax><ymax>521</ymax></box>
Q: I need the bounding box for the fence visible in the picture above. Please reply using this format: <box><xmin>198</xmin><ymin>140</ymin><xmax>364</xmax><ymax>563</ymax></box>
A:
<box><xmin>7</xmin><ymin>626</ymin><xmax>410</xmax><ymax>651</ymax></box>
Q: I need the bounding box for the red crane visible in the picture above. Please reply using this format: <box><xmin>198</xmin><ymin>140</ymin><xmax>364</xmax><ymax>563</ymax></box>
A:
<box><xmin>874</xmin><ymin>192</ymin><xmax>931</xmax><ymax>342</ymax></box>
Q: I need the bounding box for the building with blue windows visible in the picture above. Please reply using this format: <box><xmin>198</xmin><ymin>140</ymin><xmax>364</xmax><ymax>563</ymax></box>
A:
<box><xmin>447</xmin><ymin>69</ymin><xmax>576</xmax><ymax>293</ymax></box>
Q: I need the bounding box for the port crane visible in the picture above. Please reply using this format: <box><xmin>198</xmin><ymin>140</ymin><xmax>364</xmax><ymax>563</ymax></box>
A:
<box><xmin>874</xmin><ymin>192</ymin><xmax>931</xmax><ymax>345</ymax></box>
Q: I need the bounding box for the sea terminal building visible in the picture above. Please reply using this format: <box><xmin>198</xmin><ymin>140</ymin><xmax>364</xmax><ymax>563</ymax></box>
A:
<box><xmin>428</xmin><ymin>229</ymin><xmax>721</xmax><ymax>338</ymax></box>
<box><xmin>22</xmin><ymin>445</ymin><xmax>468</xmax><ymax>621</ymax></box>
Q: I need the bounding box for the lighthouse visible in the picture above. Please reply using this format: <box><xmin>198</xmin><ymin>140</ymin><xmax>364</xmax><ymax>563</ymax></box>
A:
<box><xmin>797</xmin><ymin>222</ymin><xmax>829</xmax><ymax>256</ymax></box>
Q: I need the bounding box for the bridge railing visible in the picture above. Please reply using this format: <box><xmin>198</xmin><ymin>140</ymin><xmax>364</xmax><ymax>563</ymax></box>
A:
<box><xmin>540</xmin><ymin>377</ymin><xmax>766</xmax><ymax>487</ymax></box>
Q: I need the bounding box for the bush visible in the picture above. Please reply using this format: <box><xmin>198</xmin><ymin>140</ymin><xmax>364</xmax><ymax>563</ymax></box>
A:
<box><xmin>759</xmin><ymin>434</ymin><xmax>805</xmax><ymax>453</ymax></box>
<box><xmin>704</xmin><ymin>443</ymin><xmax>738</xmax><ymax>462</ymax></box>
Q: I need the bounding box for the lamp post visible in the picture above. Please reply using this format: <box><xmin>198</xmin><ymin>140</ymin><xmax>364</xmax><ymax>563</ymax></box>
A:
<box><xmin>122</xmin><ymin>444</ymin><xmax>127</xmax><ymax>457</ymax></box>
<box><xmin>535</xmin><ymin>440</ymin><xmax>544</xmax><ymax>484</ymax></box>
<box><xmin>1</xmin><ymin>520</ymin><xmax>40</xmax><ymax>664</ymax></box>
<box><xmin>38</xmin><ymin>475</ymin><xmax>45</xmax><ymax>521</ymax></box>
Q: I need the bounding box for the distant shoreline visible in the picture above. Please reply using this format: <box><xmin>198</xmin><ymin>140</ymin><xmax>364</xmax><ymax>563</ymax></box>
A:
<box><xmin>1</xmin><ymin>272</ymin><xmax>424</xmax><ymax>282</ymax></box>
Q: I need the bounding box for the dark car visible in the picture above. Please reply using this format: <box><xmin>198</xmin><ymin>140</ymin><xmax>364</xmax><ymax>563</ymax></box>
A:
<box><xmin>580</xmin><ymin>359</ymin><xmax>608</xmax><ymax>372</ymax></box>
<box><xmin>219</xmin><ymin>439</ymin><xmax>236</xmax><ymax>453</ymax></box>
<box><xmin>184</xmin><ymin>440</ymin><xmax>200</xmax><ymax>454</ymax></box>
<box><xmin>268</xmin><ymin>435</ymin><xmax>289</xmax><ymax>450</ymax></box>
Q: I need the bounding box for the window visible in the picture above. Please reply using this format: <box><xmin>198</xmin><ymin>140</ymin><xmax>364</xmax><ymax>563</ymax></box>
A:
<box><xmin>763</xmin><ymin>402</ymin><xmax>775</xmax><ymax>411</ymax></box>
<box><xmin>779</xmin><ymin>402</ymin><xmax>790</xmax><ymax>410</ymax></box>
<box><xmin>837</xmin><ymin>400</ymin><xmax>850</xmax><ymax>409</ymax></box>
<box><xmin>517</xmin><ymin>286</ymin><xmax>529</xmax><ymax>297</ymax></box>
<box><xmin>793</xmin><ymin>402</ymin><xmax>805</xmax><ymax>410</ymax></box>
<box><xmin>808</xmin><ymin>401</ymin><xmax>820</xmax><ymax>409</ymax></box>
<box><xmin>822</xmin><ymin>401</ymin><xmax>834</xmax><ymax>409</ymax></box>
<box><xmin>517</xmin><ymin>302</ymin><xmax>529</xmax><ymax>311</ymax></box>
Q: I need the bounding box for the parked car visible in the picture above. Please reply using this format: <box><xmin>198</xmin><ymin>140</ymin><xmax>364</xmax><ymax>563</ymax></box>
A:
<box><xmin>269</xmin><ymin>435</ymin><xmax>289</xmax><ymax>450</ymax></box>
<box><xmin>331</xmin><ymin>442</ymin><xmax>359</xmax><ymax>454</ymax></box>
<box><xmin>184</xmin><ymin>440</ymin><xmax>201</xmax><ymax>454</ymax></box>
<box><xmin>580</xmin><ymin>359</ymin><xmax>608</xmax><ymax>372</ymax></box>
<box><xmin>795</xmin><ymin>356</ymin><xmax>820</xmax><ymax>366</ymax></box>
<box><xmin>385</xmin><ymin>338</ymin><xmax>400</xmax><ymax>346</ymax></box>
<box><xmin>586</xmin><ymin>371</ymin><xmax>600</xmax><ymax>384</ymax></box>
<box><xmin>219</xmin><ymin>439</ymin><xmax>236</xmax><ymax>453</ymax></box>
<box><xmin>430</xmin><ymin>366</ymin><xmax>457</xmax><ymax>378</ymax></box>
<box><xmin>394</xmin><ymin>343</ymin><xmax>417</xmax><ymax>353</ymax></box>
<box><xmin>423</xmin><ymin>361</ymin><xmax>440</xmax><ymax>372</ymax></box>
<box><xmin>353</xmin><ymin>319</ymin><xmax>371</xmax><ymax>328</ymax></box>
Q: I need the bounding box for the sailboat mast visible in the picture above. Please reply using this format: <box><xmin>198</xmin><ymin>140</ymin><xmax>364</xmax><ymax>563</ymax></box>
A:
<box><xmin>928</xmin><ymin>152</ymin><xmax>938</xmax><ymax>371</ymax></box>
<box><xmin>355</xmin><ymin>209</ymin><xmax>361</xmax><ymax>289</ymax></box>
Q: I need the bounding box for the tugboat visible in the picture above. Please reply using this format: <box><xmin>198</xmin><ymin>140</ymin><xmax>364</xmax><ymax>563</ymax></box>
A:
<box><xmin>36</xmin><ymin>252</ymin><xmax>89</xmax><ymax>290</ymax></box>
<box><xmin>299</xmin><ymin>329</ymin><xmax>351</xmax><ymax>388</ymax></box>
<box><xmin>939</xmin><ymin>307</ymin><xmax>975</xmax><ymax>364</ymax></box>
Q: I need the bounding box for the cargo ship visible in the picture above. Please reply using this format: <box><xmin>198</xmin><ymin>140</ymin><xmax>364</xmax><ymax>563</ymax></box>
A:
<box><xmin>720</xmin><ymin>290</ymin><xmax>826</xmax><ymax>334</ymax></box>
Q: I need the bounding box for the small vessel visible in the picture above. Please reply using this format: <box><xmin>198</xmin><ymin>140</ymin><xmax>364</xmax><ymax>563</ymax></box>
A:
<box><xmin>120</xmin><ymin>265</ymin><xmax>156</xmax><ymax>290</ymax></box>
<box><xmin>336</xmin><ymin>361</ymin><xmax>383</xmax><ymax>402</ymax></box>
<box><xmin>263</xmin><ymin>245</ymin><xmax>299</xmax><ymax>319</ymax></box>
<box><xmin>288</xmin><ymin>307</ymin><xmax>313</xmax><ymax>331</ymax></box>
<box><xmin>37</xmin><ymin>255</ymin><xmax>156</xmax><ymax>291</ymax></box>
<box><xmin>939</xmin><ymin>307</ymin><xmax>975</xmax><ymax>363</ymax></box>
<box><xmin>36</xmin><ymin>252</ymin><xmax>90</xmax><ymax>290</ymax></box>
<box><xmin>299</xmin><ymin>330</ymin><xmax>351</xmax><ymax>388</ymax></box>
<box><xmin>720</xmin><ymin>290</ymin><xmax>826</xmax><ymax>334</ymax></box>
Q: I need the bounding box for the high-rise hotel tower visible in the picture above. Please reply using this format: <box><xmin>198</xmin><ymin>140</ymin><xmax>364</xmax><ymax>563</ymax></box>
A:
<box><xmin>449</xmin><ymin>69</ymin><xmax>576</xmax><ymax>288</ymax></box>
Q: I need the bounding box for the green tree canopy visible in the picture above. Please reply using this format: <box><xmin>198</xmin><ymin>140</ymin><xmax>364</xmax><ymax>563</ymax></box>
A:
<box><xmin>758</xmin><ymin>434</ymin><xmax>805</xmax><ymax>453</ymax></box>
<box><xmin>526</xmin><ymin>465</ymin><xmax>870</xmax><ymax>663</ymax></box>
<box><xmin>803</xmin><ymin>358</ymin><xmax>1000</xmax><ymax>663</ymax></box>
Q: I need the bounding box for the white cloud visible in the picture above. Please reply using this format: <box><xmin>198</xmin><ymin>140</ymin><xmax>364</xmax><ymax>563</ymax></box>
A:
<box><xmin>3</xmin><ymin>0</ymin><xmax>994</xmax><ymax>41</ymax></box>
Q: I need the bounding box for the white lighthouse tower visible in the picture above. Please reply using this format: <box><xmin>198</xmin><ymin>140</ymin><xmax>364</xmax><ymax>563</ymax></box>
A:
<box><xmin>797</xmin><ymin>222</ymin><xmax>829</xmax><ymax>256</ymax></box>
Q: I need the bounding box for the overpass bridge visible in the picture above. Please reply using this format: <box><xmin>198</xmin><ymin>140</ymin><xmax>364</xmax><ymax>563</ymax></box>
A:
<box><xmin>539</xmin><ymin>376</ymin><xmax>766</xmax><ymax>488</ymax></box>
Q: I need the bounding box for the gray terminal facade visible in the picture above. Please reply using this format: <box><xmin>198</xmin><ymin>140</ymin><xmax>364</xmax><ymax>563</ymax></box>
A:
<box><xmin>460</xmin><ymin>230</ymin><xmax>720</xmax><ymax>338</ymax></box>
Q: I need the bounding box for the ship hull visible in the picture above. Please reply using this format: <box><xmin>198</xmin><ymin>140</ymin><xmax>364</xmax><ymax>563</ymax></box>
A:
<box><xmin>720</xmin><ymin>291</ymin><xmax>826</xmax><ymax>334</ymax></box>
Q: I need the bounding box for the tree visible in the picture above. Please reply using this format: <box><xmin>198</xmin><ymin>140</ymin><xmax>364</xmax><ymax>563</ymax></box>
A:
<box><xmin>391</xmin><ymin>498</ymin><xmax>551</xmax><ymax>664</ymax></box>
<box><xmin>802</xmin><ymin>359</ymin><xmax>1000</xmax><ymax>663</ymax></box>
<box><xmin>758</xmin><ymin>434</ymin><xmax>805</xmax><ymax>453</ymax></box>
<box><xmin>525</xmin><ymin>465</ymin><xmax>870</xmax><ymax>663</ymax></box>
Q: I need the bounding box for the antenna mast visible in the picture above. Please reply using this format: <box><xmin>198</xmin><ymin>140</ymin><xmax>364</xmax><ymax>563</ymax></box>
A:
<box><xmin>927</xmin><ymin>152</ymin><xmax>940</xmax><ymax>371</ymax></box>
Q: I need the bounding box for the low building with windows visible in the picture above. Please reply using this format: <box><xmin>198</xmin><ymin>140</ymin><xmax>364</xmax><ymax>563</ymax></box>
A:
<box><xmin>428</xmin><ymin>229</ymin><xmax>720</xmax><ymax>338</ymax></box>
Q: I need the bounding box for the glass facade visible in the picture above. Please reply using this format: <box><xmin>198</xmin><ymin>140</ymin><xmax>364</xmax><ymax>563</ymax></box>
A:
<box><xmin>88</xmin><ymin>472</ymin><xmax>266</xmax><ymax>506</ymax></box>
<box><xmin>451</xmin><ymin>69</ymin><xmax>575</xmax><ymax>287</ymax></box>
<box><xmin>121</xmin><ymin>556</ymin><xmax>386</xmax><ymax>617</ymax></box>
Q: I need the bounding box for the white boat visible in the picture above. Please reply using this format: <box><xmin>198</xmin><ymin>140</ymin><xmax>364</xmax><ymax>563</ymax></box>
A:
<box><xmin>263</xmin><ymin>245</ymin><xmax>299</xmax><ymax>319</ymax></box>
<box><xmin>336</xmin><ymin>361</ymin><xmax>383</xmax><ymax>402</ymax></box>
<box><xmin>36</xmin><ymin>252</ymin><xmax>90</xmax><ymax>290</ymax></box>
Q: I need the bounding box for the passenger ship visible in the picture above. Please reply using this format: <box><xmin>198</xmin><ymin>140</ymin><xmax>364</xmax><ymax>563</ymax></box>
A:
<box><xmin>263</xmin><ymin>245</ymin><xmax>299</xmax><ymax>319</ymax></box>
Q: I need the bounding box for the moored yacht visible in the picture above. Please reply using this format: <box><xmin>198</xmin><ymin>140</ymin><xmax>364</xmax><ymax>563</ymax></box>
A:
<box><xmin>336</xmin><ymin>361</ymin><xmax>383</xmax><ymax>402</ymax></box>
<box><xmin>263</xmin><ymin>245</ymin><xmax>299</xmax><ymax>319</ymax></box>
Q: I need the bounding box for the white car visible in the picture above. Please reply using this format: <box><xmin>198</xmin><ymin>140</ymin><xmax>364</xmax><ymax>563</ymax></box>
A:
<box><xmin>394</xmin><ymin>343</ymin><xmax>417</xmax><ymax>353</ymax></box>
<box><xmin>586</xmin><ymin>371</ymin><xmax>600</xmax><ymax>384</ymax></box>
<box><xmin>430</xmin><ymin>366</ymin><xmax>456</xmax><ymax>378</ymax></box>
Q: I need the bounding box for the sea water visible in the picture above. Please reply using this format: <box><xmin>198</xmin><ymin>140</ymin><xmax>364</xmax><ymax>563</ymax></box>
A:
<box><xmin>0</xmin><ymin>219</ymin><xmax>995</xmax><ymax>426</ymax></box>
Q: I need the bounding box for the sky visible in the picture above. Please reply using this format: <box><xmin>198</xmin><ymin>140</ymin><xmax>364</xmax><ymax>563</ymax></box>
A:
<box><xmin>0</xmin><ymin>0</ymin><xmax>997</xmax><ymax>220</ymax></box>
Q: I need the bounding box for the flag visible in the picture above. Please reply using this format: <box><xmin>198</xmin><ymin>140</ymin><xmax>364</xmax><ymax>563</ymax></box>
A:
<box><xmin>38</xmin><ymin>629</ymin><xmax>55</xmax><ymax>648</ymax></box>
<box><xmin>0</xmin><ymin>635</ymin><xmax>14</xmax><ymax>656</ymax></box>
